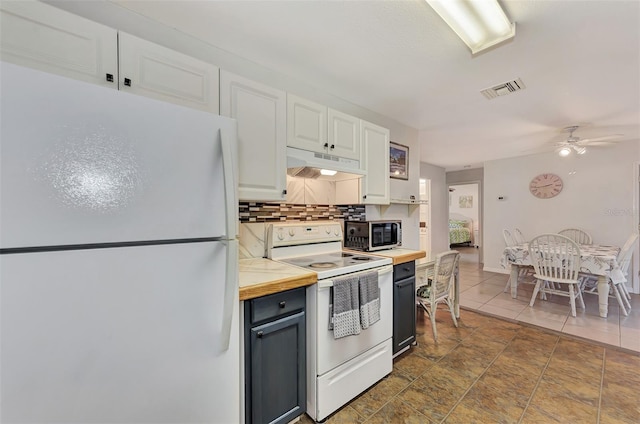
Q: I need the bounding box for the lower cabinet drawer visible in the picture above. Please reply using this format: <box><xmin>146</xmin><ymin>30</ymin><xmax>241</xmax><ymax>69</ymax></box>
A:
<box><xmin>250</xmin><ymin>287</ymin><xmax>306</xmax><ymax>324</ymax></box>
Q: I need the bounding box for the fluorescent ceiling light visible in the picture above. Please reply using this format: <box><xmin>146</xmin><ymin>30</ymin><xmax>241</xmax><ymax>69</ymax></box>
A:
<box><xmin>426</xmin><ymin>0</ymin><xmax>516</xmax><ymax>54</ymax></box>
<box><xmin>320</xmin><ymin>169</ymin><xmax>337</xmax><ymax>176</ymax></box>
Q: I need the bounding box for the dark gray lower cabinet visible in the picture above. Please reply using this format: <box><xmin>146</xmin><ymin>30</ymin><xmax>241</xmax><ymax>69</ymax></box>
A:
<box><xmin>245</xmin><ymin>287</ymin><xmax>306</xmax><ymax>424</ymax></box>
<box><xmin>392</xmin><ymin>261</ymin><xmax>416</xmax><ymax>355</ymax></box>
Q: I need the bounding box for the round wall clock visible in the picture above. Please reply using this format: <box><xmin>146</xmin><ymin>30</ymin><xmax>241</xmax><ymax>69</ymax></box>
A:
<box><xmin>529</xmin><ymin>173</ymin><xmax>563</xmax><ymax>199</ymax></box>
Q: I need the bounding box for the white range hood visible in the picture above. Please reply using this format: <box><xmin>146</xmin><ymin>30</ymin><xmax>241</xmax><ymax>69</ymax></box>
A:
<box><xmin>287</xmin><ymin>147</ymin><xmax>365</xmax><ymax>180</ymax></box>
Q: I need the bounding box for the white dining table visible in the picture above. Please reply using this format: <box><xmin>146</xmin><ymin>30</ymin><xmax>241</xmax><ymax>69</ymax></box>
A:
<box><xmin>503</xmin><ymin>243</ymin><xmax>622</xmax><ymax>318</ymax></box>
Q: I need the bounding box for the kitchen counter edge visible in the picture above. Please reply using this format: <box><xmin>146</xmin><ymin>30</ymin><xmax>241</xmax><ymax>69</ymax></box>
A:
<box><xmin>364</xmin><ymin>248</ymin><xmax>427</xmax><ymax>265</ymax></box>
<box><xmin>239</xmin><ymin>258</ymin><xmax>317</xmax><ymax>301</ymax></box>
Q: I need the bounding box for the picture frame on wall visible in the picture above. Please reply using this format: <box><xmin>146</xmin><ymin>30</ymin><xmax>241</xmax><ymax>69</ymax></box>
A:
<box><xmin>389</xmin><ymin>142</ymin><xmax>409</xmax><ymax>180</ymax></box>
<box><xmin>459</xmin><ymin>195</ymin><xmax>473</xmax><ymax>208</ymax></box>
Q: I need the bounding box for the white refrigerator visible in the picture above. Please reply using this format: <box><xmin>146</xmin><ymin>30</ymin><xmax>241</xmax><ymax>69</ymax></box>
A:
<box><xmin>0</xmin><ymin>61</ymin><xmax>240</xmax><ymax>423</ymax></box>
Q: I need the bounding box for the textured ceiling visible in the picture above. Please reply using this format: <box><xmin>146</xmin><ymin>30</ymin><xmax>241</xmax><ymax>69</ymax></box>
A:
<box><xmin>112</xmin><ymin>0</ymin><xmax>640</xmax><ymax>171</ymax></box>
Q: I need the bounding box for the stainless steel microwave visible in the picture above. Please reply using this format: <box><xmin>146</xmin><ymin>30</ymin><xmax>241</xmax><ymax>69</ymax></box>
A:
<box><xmin>343</xmin><ymin>220</ymin><xmax>402</xmax><ymax>251</ymax></box>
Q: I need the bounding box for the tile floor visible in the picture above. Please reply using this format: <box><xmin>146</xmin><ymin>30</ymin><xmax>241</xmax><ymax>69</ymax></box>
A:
<box><xmin>298</xmin><ymin>247</ymin><xmax>640</xmax><ymax>423</ymax></box>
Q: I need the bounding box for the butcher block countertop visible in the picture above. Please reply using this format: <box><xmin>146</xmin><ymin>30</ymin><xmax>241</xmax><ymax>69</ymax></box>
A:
<box><xmin>366</xmin><ymin>248</ymin><xmax>427</xmax><ymax>265</ymax></box>
<box><xmin>239</xmin><ymin>258</ymin><xmax>317</xmax><ymax>301</ymax></box>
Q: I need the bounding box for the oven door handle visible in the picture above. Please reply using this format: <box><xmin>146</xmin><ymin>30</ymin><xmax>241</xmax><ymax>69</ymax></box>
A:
<box><xmin>317</xmin><ymin>265</ymin><xmax>393</xmax><ymax>288</ymax></box>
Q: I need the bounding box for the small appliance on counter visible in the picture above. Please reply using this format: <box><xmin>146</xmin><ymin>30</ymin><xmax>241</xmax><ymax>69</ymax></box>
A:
<box><xmin>343</xmin><ymin>220</ymin><xmax>402</xmax><ymax>251</ymax></box>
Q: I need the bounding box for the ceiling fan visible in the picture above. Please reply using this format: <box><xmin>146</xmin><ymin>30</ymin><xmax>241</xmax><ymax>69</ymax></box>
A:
<box><xmin>555</xmin><ymin>126</ymin><xmax>622</xmax><ymax>157</ymax></box>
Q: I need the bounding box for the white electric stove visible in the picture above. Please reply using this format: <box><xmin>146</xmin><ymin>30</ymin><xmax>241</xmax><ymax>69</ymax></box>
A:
<box><xmin>266</xmin><ymin>221</ymin><xmax>393</xmax><ymax>422</ymax></box>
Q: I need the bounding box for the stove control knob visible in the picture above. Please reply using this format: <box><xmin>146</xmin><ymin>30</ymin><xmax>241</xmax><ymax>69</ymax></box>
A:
<box><xmin>276</xmin><ymin>229</ymin><xmax>285</xmax><ymax>240</ymax></box>
<box><xmin>288</xmin><ymin>228</ymin><xmax>296</xmax><ymax>237</ymax></box>
<box><xmin>325</xmin><ymin>226</ymin><xmax>331</xmax><ymax>234</ymax></box>
<box><xmin>334</xmin><ymin>228</ymin><xmax>340</xmax><ymax>236</ymax></box>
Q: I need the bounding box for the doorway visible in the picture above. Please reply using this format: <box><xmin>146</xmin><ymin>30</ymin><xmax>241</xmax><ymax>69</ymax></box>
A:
<box><xmin>448</xmin><ymin>182</ymin><xmax>481</xmax><ymax>265</ymax></box>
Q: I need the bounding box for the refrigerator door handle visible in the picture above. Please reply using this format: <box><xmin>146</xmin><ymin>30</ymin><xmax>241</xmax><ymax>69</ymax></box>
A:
<box><xmin>219</xmin><ymin>127</ymin><xmax>238</xmax><ymax>239</ymax></box>
<box><xmin>220</xmin><ymin>239</ymin><xmax>239</xmax><ymax>352</ymax></box>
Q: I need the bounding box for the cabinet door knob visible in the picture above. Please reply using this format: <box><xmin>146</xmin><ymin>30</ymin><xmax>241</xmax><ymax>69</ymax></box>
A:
<box><xmin>105</xmin><ymin>73</ymin><xmax>114</xmax><ymax>83</ymax></box>
<box><xmin>363</xmin><ymin>195</ymin><xmax>367</xmax><ymax>199</ymax></box>
<box><xmin>282</xmin><ymin>189</ymin><xmax>287</xmax><ymax>195</ymax></box>
<box><xmin>124</xmin><ymin>78</ymin><xmax>132</xmax><ymax>87</ymax></box>
<box><xmin>323</xmin><ymin>143</ymin><xmax>329</xmax><ymax>148</ymax></box>
<box><xmin>330</xmin><ymin>144</ymin><xmax>335</xmax><ymax>149</ymax></box>
<box><xmin>257</xmin><ymin>331</ymin><xmax>264</xmax><ymax>338</ymax></box>
<box><xmin>279</xmin><ymin>301</ymin><xmax>286</xmax><ymax>308</ymax></box>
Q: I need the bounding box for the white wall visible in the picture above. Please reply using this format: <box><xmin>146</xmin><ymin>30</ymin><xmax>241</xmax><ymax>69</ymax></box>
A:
<box><xmin>483</xmin><ymin>140</ymin><xmax>640</xmax><ymax>290</ymax></box>
<box><xmin>419</xmin><ymin>162</ymin><xmax>448</xmax><ymax>254</ymax></box>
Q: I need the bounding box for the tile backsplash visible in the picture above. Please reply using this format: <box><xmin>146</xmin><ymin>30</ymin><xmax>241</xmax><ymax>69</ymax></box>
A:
<box><xmin>238</xmin><ymin>202</ymin><xmax>366</xmax><ymax>223</ymax></box>
<box><xmin>237</xmin><ymin>203</ymin><xmax>367</xmax><ymax>259</ymax></box>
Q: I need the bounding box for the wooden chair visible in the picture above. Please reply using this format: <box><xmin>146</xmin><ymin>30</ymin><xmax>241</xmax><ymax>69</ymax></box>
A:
<box><xmin>528</xmin><ymin>234</ymin><xmax>585</xmax><ymax>317</ymax></box>
<box><xmin>416</xmin><ymin>251</ymin><xmax>459</xmax><ymax>342</ymax></box>
<box><xmin>581</xmin><ymin>233</ymin><xmax>638</xmax><ymax>316</ymax></box>
<box><xmin>558</xmin><ymin>228</ymin><xmax>592</xmax><ymax>245</ymax></box>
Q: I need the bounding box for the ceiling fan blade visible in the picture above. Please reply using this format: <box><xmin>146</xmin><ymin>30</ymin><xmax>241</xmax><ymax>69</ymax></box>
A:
<box><xmin>585</xmin><ymin>141</ymin><xmax>619</xmax><ymax>147</ymax></box>
<box><xmin>580</xmin><ymin>134</ymin><xmax>623</xmax><ymax>143</ymax></box>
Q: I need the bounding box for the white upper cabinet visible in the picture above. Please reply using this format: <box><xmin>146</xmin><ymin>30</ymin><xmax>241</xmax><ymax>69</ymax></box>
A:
<box><xmin>118</xmin><ymin>33</ymin><xmax>219</xmax><ymax>114</ymax></box>
<box><xmin>287</xmin><ymin>94</ymin><xmax>328</xmax><ymax>153</ymax></box>
<box><xmin>220</xmin><ymin>71</ymin><xmax>287</xmax><ymax>201</ymax></box>
<box><xmin>0</xmin><ymin>1</ymin><xmax>117</xmax><ymax>88</ymax></box>
<box><xmin>0</xmin><ymin>2</ymin><xmax>219</xmax><ymax>113</ymax></box>
<box><xmin>288</xmin><ymin>94</ymin><xmax>362</xmax><ymax>161</ymax></box>
<box><xmin>361</xmin><ymin>120</ymin><xmax>390</xmax><ymax>205</ymax></box>
<box><xmin>328</xmin><ymin>108</ymin><xmax>360</xmax><ymax>160</ymax></box>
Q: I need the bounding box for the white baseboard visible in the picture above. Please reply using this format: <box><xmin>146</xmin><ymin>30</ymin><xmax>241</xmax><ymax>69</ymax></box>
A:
<box><xmin>482</xmin><ymin>266</ymin><xmax>509</xmax><ymax>274</ymax></box>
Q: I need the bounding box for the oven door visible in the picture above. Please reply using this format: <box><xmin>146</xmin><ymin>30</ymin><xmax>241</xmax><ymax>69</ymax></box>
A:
<box><xmin>309</xmin><ymin>265</ymin><xmax>393</xmax><ymax>376</ymax></box>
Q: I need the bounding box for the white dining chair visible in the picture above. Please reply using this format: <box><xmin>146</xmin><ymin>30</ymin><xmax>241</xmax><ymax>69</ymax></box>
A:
<box><xmin>416</xmin><ymin>250</ymin><xmax>459</xmax><ymax>342</ymax></box>
<box><xmin>616</xmin><ymin>234</ymin><xmax>638</xmax><ymax>305</ymax></box>
<box><xmin>502</xmin><ymin>229</ymin><xmax>516</xmax><ymax>247</ymax></box>
<box><xmin>503</xmin><ymin>228</ymin><xmax>536</xmax><ymax>293</ymax></box>
<box><xmin>528</xmin><ymin>234</ymin><xmax>585</xmax><ymax>317</ymax></box>
<box><xmin>558</xmin><ymin>228</ymin><xmax>593</xmax><ymax>245</ymax></box>
<box><xmin>513</xmin><ymin>228</ymin><xmax>527</xmax><ymax>244</ymax></box>
<box><xmin>581</xmin><ymin>233</ymin><xmax>638</xmax><ymax>316</ymax></box>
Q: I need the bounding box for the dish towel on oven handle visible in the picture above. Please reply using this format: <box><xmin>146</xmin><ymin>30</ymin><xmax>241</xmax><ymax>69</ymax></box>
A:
<box><xmin>359</xmin><ymin>270</ymin><xmax>380</xmax><ymax>329</ymax></box>
<box><xmin>330</xmin><ymin>274</ymin><xmax>361</xmax><ymax>339</ymax></box>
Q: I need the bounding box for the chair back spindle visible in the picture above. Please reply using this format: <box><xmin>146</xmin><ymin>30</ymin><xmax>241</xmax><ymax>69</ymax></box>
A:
<box><xmin>558</xmin><ymin>228</ymin><xmax>592</xmax><ymax>245</ymax></box>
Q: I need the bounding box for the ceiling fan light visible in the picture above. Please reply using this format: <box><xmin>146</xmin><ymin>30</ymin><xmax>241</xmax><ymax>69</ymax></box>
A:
<box><xmin>576</xmin><ymin>146</ymin><xmax>587</xmax><ymax>155</ymax></box>
<box><xmin>559</xmin><ymin>147</ymin><xmax>571</xmax><ymax>157</ymax></box>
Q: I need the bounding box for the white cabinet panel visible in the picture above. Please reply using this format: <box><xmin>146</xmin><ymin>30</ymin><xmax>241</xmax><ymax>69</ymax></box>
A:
<box><xmin>0</xmin><ymin>1</ymin><xmax>117</xmax><ymax>88</ymax></box>
<box><xmin>1</xmin><ymin>2</ymin><xmax>219</xmax><ymax>112</ymax></box>
<box><xmin>361</xmin><ymin>120</ymin><xmax>390</xmax><ymax>205</ymax></box>
<box><xmin>118</xmin><ymin>33</ymin><xmax>219</xmax><ymax>114</ymax></box>
<box><xmin>328</xmin><ymin>108</ymin><xmax>360</xmax><ymax>160</ymax></box>
<box><xmin>221</xmin><ymin>71</ymin><xmax>287</xmax><ymax>201</ymax></box>
<box><xmin>287</xmin><ymin>94</ymin><xmax>327</xmax><ymax>153</ymax></box>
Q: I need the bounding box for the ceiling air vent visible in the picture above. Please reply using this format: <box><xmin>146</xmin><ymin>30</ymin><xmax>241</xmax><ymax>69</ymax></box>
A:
<box><xmin>480</xmin><ymin>78</ymin><xmax>525</xmax><ymax>100</ymax></box>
